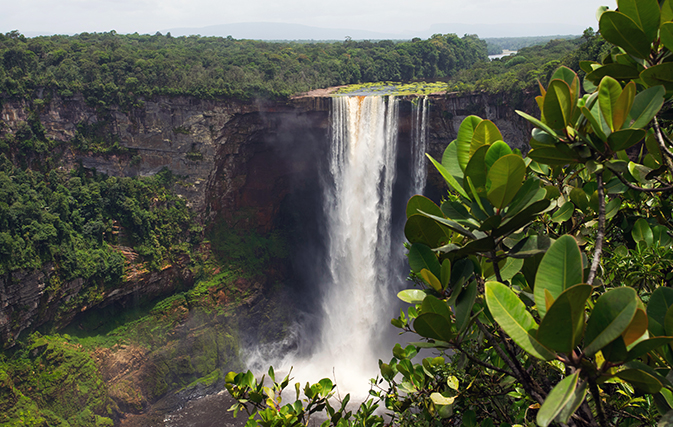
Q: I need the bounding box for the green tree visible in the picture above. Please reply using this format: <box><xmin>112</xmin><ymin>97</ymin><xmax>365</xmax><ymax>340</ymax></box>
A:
<box><xmin>226</xmin><ymin>1</ymin><xmax>673</xmax><ymax>426</ymax></box>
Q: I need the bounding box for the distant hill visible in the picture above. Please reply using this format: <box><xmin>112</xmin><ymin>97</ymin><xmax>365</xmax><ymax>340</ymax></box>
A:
<box><xmin>162</xmin><ymin>21</ymin><xmax>589</xmax><ymax>41</ymax></box>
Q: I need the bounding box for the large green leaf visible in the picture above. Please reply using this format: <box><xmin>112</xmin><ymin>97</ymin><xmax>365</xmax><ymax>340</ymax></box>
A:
<box><xmin>414</xmin><ymin>313</ymin><xmax>454</xmax><ymax>342</ymax></box>
<box><xmin>450</xmin><ymin>258</ymin><xmax>475</xmax><ymax>290</ymax></box>
<box><xmin>640</xmin><ymin>62</ymin><xmax>673</xmax><ymax>96</ymax></box>
<box><xmin>485</xmin><ymin>141</ymin><xmax>512</xmax><ymax>169</ymax></box>
<box><xmin>471</xmin><ymin>120</ymin><xmax>502</xmax><ymax>154</ymax></box>
<box><xmin>632</xmin><ymin>218</ymin><xmax>654</xmax><ymax>246</ymax></box>
<box><xmin>626</xmin><ymin>337</ymin><xmax>673</xmax><ymax>362</ymax></box>
<box><xmin>569</xmin><ymin>187</ymin><xmax>590</xmax><ymax>214</ymax></box>
<box><xmin>418</xmin><ymin>210</ymin><xmax>476</xmax><ymax>240</ymax></box>
<box><xmin>534</xmin><ymin>235</ymin><xmax>583</xmax><ymax>319</ymax></box>
<box><xmin>440</xmin><ymin>201</ymin><xmax>480</xmax><ymax>229</ymax></box>
<box><xmin>543</xmin><ymin>79</ymin><xmax>573</xmax><ymax>130</ymax></box>
<box><xmin>616</xmin><ymin>364</ymin><xmax>663</xmax><ymax>394</ymax></box>
<box><xmin>420</xmin><ymin>269</ymin><xmax>442</xmax><ymax>292</ymax></box>
<box><xmin>555</xmin><ymin>380</ymin><xmax>588</xmax><ymax>425</ymax></box>
<box><xmin>580</xmin><ymin>60</ymin><xmax>601</xmax><ymax>74</ymax></box>
<box><xmin>627</xmin><ymin>86</ymin><xmax>666</xmax><ymax>128</ymax></box>
<box><xmin>408</xmin><ymin>243</ymin><xmax>441</xmax><ymax>278</ymax></box>
<box><xmin>485</xmin><ymin>154</ymin><xmax>526</xmax><ymax>209</ymax></box>
<box><xmin>584</xmin><ymin>287</ymin><xmax>638</xmax><ymax>357</ymax></box>
<box><xmin>455</xmin><ymin>280</ymin><xmax>478</xmax><ymax>333</ymax></box>
<box><xmin>613</xmin><ymin>81</ymin><xmax>636</xmax><ymax>130</ymax></box>
<box><xmin>654</xmin><ymin>225</ymin><xmax>673</xmax><ymax>247</ymax></box>
<box><xmin>641</xmin><ymin>63</ymin><xmax>673</xmax><ymax>94</ymax></box>
<box><xmin>661</xmin><ymin>22</ymin><xmax>673</xmax><ymax>52</ymax></box>
<box><xmin>628</xmin><ymin>161</ymin><xmax>654</xmax><ymax>183</ymax></box>
<box><xmin>585</xmin><ymin>63</ymin><xmax>641</xmax><ymax>85</ymax></box>
<box><xmin>648</xmin><ymin>287</ymin><xmax>673</xmax><ymax>337</ymax></box>
<box><xmin>618</xmin><ymin>0</ymin><xmax>661</xmax><ymax>42</ymax></box>
<box><xmin>602</xmin><ymin>335</ymin><xmax>628</xmax><ymax>362</ymax></box>
<box><xmin>404</xmin><ymin>214</ymin><xmax>450</xmax><ymax>248</ymax></box>
<box><xmin>665</xmin><ymin>305</ymin><xmax>673</xmax><ymax>337</ymax></box>
<box><xmin>552</xmin><ymin>202</ymin><xmax>575</xmax><ymax>223</ymax></box>
<box><xmin>441</xmin><ymin>140</ymin><xmax>464</xmax><ymax>180</ymax></box>
<box><xmin>622</xmin><ymin>306</ymin><xmax>647</xmax><ymax>347</ymax></box>
<box><xmin>536</xmin><ymin>373</ymin><xmax>579</xmax><ymax>427</ymax></box>
<box><xmin>527</xmin><ymin>146</ymin><xmax>577</xmax><ymax>166</ymax></box>
<box><xmin>599</xmin><ymin>11</ymin><xmax>653</xmax><ymax>59</ymax></box>
<box><xmin>421</xmin><ymin>295</ymin><xmax>452</xmax><ymax>320</ymax></box>
<box><xmin>504</xmin><ymin>178</ymin><xmax>545</xmax><ymax>219</ymax></box>
<box><xmin>440</xmin><ymin>259</ymin><xmax>451</xmax><ymax>290</ymax></box>
<box><xmin>531</xmin><ymin>128</ymin><xmax>556</xmax><ymax>146</ymax></box>
<box><xmin>551</xmin><ymin>66</ymin><xmax>579</xmax><ymax>101</ymax></box>
<box><xmin>507</xmin><ymin>235</ymin><xmax>552</xmax><ymax>258</ymax></box>
<box><xmin>456</xmin><ymin>116</ymin><xmax>483</xmax><ymax>171</ymax></box>
<box><xmin>581</xmin><ymin>106</ymin><xmax>608</xmax><ymax>142</ymax></box>
<box><xmin>515</xmin><ymin>110</ymin><xmax>561</xmax><ymax>141</ymax></box>
<box><xmin>537</xmin><ymin>284</ymin><xmax>592</xmax><ymax>353</ymax></box>
<box><xmin>598</xmin><ymin>76</ymin><xmax>623</xmax><ymax>131</ymax></box>
<box><xmin>607</xmin><ymin>128</ymin><xmax>646</xmax><ymax>152</ymax></box>
<box><xmin>436</xmin><ymin>235</ymin><xmax>495</xmax><ymax>257</ymax></box>
<box><xmin>464</xmin><ymin>145</ymin><xmax>490</xmax><ymax>194</ymax></box>
<box><xmin>397</xmin><ymin>289</ymin><xmax>427</xmax><ymax>304</ymax></box>
<box><xmin>406</xmin><ymin>195</ymin><xmax>443</xmax><ymax>219</ymax></box>
<box><xmin>494</xmin><ymin>199</ymin><xmax>550</xmax><ymax>238</ymax></box>
<box><xmin>427</xmin><ymin>154</ymin><xmax>471</xmax><ymax>200</ymax></box>
<box><xmin>485</xmin><ymin>281</ymin><xmax>555</xmax><ymax>360</ymax></box>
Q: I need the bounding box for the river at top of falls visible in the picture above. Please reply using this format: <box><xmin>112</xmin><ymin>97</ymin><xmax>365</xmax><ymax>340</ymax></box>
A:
<box><xmin>246</xmin><ymin>94</ymin><xmax>430</xmax><ymax>401</ymax></box>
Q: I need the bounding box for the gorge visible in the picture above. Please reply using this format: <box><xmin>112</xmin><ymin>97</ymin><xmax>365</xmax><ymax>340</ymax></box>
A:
<box><xmin>0</xmin><ymin>89</ymin><xmax>532</xmax><ymax>424</ymax></box>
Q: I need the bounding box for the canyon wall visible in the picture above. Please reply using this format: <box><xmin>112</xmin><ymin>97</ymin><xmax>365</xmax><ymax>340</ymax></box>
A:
<box><xmin>0</xmin><ymin>90</ymin><xmax>532</xmax><ymax>346</ymax></box>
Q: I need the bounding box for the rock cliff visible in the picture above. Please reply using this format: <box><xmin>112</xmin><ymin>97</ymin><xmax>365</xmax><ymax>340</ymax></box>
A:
<box><xmin>0</xmin><ymin>90</ymin><xmax>531</xmax><ymax>346</ymax></box>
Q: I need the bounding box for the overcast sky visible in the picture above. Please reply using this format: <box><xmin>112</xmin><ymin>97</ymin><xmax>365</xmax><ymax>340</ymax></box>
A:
<box><xmin>3</xmin><ymin>0</ymin><xmax>615</xmax><ymax>38</ymax></box>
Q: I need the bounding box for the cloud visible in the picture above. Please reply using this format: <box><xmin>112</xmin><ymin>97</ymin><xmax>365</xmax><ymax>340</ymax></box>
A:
<box><xmin>1</xmin><ymin>0</ymin><xmax>614</xmax><ymax>36</ymax></box>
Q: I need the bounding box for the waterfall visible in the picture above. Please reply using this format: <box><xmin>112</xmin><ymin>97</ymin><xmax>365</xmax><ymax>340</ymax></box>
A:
<box><xmin>411</xmin><ymin>96</ymin><xmax>429</xmax><ymax>194</ymax></box>
<box><xmin>245</xmin><ymin>94</ymin><xmax>428</xmax><ymax>399</ymax></box>
<box><xmin>314</xmin><ymin>95</ymin><xmax>399</xmax><ymax>393</ymax></box>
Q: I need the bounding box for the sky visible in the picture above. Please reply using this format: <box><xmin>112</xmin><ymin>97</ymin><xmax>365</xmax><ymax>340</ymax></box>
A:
<box><xmin>2</xmin><ymin>0</ymin><xmax>616</xmax><ymax>39</ymax></box>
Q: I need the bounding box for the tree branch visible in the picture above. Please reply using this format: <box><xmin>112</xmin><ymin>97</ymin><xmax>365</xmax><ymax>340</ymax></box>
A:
<box><xmin>614</xmin><ymin>170</ymin><xmax>673</xmax><ymax>193</ymax></box>
<box><xmin>654</xmin><ymin>117</ymin><xmax>673</xmax><ymax>174</ymax></box>
<box><xmin>587</xmin><ymin>172</ymin><xmax>605</xmax><ymax>286</ymax></box>
<box><xmin>453</xmin><ymin>342</ymin><xmax>514</xmax><ymax>377</ymax></box>
<box><xmin>490</xmin><ymin>250</ymin><xmax>504</xmax><ymax>283</ymax></box>
<box><xmin>588</xmin><ymin>378</ymin><xmax>608</xmax><ymax>427</ymax></box>
<box><xmin>475</xmin><ymin>320</ymin><xmax>546</xmax><ymax>404</ymax></box>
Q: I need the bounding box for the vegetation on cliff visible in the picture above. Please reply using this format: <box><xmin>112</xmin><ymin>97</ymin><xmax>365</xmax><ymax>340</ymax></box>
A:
<box><xmin>0</xmin><ymin>30</ymin><xmax>486</xmax><ymax>102</ymax></box>
<box><xmin>0</xmin><ymin>12</ymin><xmax>625</xmax><ymax>427</ymax></box>
<box><xmin>0</xmin><ymin>153</ymin><xmax>198</xmax><ymax>281</ymax></box>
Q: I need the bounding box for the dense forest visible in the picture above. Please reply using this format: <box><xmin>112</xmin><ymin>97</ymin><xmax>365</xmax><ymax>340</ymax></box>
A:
<box><xmin>0</xmin><ymin>30</ymin><xmax>487</xmax><ymax>101</ymax></box>
<box><xmin>484</xmin><ymin>34</ymin><xmax>581</xmax><ymax>55</ymax></box>
<box><xmin>0</xmin><ymin>27</ymin><xmax>615</xmax><ymax>426</ymax></box>
<box><xmin>451</xmin><ymin>29</ymin><xmax>608</xmax><ymax>97</ymax></box>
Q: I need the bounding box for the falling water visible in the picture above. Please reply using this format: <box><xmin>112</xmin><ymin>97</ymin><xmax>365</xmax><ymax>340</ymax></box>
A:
<box><xmin>411</xmin><ymin>96</ymin><xmax>429</xmax><ymax>194</ymax></box>
<box><xmin>311</xmin><ymin>95</ymin><xmax>400</xmax><ymax>394</ymax></box>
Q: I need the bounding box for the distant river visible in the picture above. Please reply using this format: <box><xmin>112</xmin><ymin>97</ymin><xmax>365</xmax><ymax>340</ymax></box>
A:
<box><xmin>488</xmin><ymin>50</ymin><xmax>517</xmax><ymax>60</ymax></box>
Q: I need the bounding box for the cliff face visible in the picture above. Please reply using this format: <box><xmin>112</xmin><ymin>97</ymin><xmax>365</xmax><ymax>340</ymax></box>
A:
<box><xmin>0</xmin><ymin>91</ymin><xmax>530</xmax><ymax>346</ymax></box>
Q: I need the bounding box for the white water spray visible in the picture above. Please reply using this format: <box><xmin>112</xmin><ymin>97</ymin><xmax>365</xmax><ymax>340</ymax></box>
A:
<box><xmin>411</xmin><ymin>96</ymin><xmax>429</xmax><ymax>194</ymax></box>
